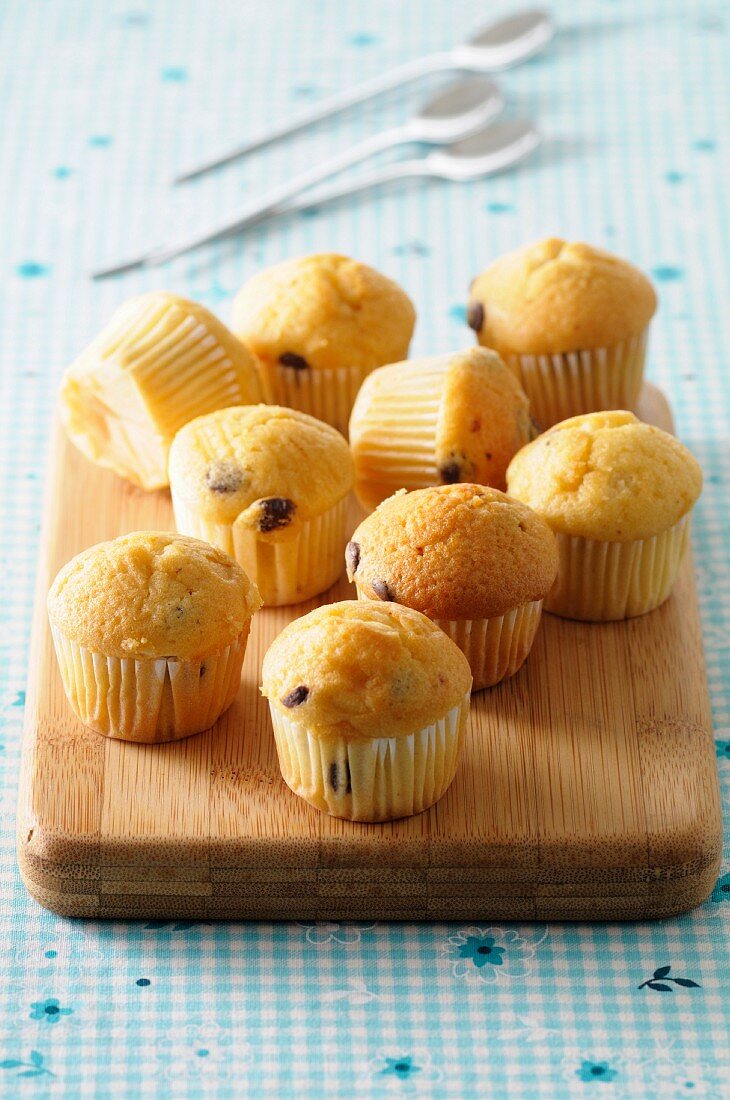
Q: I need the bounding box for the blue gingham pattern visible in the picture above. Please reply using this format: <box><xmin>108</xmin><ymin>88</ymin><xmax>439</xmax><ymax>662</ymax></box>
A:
<box><xmin>1</xmin><ymin>0</ymin><xmax>729</xmax><ymax>1095</ymax></box>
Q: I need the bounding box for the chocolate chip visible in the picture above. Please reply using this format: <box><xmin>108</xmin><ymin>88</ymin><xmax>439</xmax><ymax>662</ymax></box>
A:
<box><xmin>258</xmin><ymin>497</ymin><xmax>296</xmax><ymax>533</ymax></box>
<box><xmin>200</xmin><ymin>663</ymin><xmax>206</xmax><ymax>678</ymax></box>
<box><xmin>345</xmin><ymin>541</ymin><xmax>361</xmax><ymax>575</ymax></box>
<box><xmin>371</xmin><ymin>579</ymin><xmax>393</xmax><ymax>601</ymax></box>
<box><xmin>470</xmin><ymin>418</ymin><xmax>481</xmax><ymax>433</ymax></box>
<box><xmin>485</xmin><ymin>452</ymin><xmax>492</xmax><ymax>461</ymax></box>
<box><xmin>205</xmin><ymin>460</ymin><xmax>244</xmax><ymax>494</ymax></box>
<box><xmin>328</xmin><ymin>759</ymin><xmax>351</xmax><ymax>794</ymax></box>
<box><xmin>282</xmin><ymin>685</ymin><xmax>308</xmax><ymax>708</ymax></box>
<box><xmin>467</xmin><ymin>300</ymin><xmax>485</xmax><ymax>333</ymax></box>
<box><xmin>279</xmin><ymin>351</ymin><xmax>309</xmax><ymax>371</ymax></box>
<box><xmin>438</xmin><ymin>461</ymin><xmax>461</xmax><ymax>484</ymax></box>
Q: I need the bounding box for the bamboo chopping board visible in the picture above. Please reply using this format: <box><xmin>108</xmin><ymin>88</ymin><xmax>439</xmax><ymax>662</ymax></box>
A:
<box><xmin>17</xmin><ymin>385</ymin><xmax>722</xmax><ymax>921</ymax></box>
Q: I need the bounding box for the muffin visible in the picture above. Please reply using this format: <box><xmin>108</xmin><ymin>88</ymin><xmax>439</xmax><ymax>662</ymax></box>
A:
<box><xmin>346</xmin><ymin>485</ymin><xmax>558</xmax><ymax>689</ymax></box>
<box><xmin>230</xmin><ymin>253</ymin><xmax>416</xmax><ymax>435</ymax></box>
<box><xmin>60</xmin><ymin>292</ymin><xmax>263</xmax><ymax>490</ymax></box>
<box><xmin>168</xmin><ymin>405</ymin><xmax>354</xmax><ymax>606</ymax></box>
<box><xmin>506</xmin><ymin>411</ymin><xmax>702</xmax><ymax>621</ymax></box>
<box><xmin>348</xmin><ymin>346</ymin><xmax>532</xmax><ymax>512</ymax></box>
<box><xmin>261</xmin><ymin>601</ymin><xmax>472</xmax><ymax>821</ymax></box>
<box><xmin>468</xmin><ymin>239</ymin><xmax>658</xmax><ymax>428</ymax></box>
<box><xmin>47</xmin><ymin>532</ymin><xmax>261</xmax><ymax>743</ymax></box>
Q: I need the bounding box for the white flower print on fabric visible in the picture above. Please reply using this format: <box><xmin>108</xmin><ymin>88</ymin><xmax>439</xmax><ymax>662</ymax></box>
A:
<box><xmin>321</xmin><ymin>977</ymin><xmax>380</xmax><ymax>1004</ymax></box>
<box><xmin>298</xmin><ymin>921</ymin><xmax>376</xmax><ymax>945</ymax></box>
<box><xmin>154</xmin><ymin>1023</ymin><xmax>252</xmax><ymax>1083</ymax></box>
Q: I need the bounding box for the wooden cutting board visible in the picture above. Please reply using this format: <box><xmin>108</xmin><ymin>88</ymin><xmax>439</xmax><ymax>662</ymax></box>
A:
<box><xmin>17</xmin><ymin>385</ymin><xmax>722</xmax><ymax>921</ymax></box>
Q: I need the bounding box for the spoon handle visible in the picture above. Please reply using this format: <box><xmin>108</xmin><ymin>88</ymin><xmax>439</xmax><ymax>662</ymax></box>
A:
<box><xmin>93</xmin><ymin>125</ymin><xmax>408</xmax><ymax>277</ymax></box>
<box><xmin>173</xmin><ymin>51</ymin><xmax>452</xmax><ymax>184</ymax></box>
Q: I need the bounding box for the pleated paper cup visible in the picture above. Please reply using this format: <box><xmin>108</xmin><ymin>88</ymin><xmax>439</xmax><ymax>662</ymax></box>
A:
<box><xmin>171</xmin><ymin>494</ymin><xmax>350</xmax><ymax>607</ymax></box>
<box><xmin>506</xmin><ymin>329</ymin><xmax>649</xmax><ymax>429</ymax></box>
<box><xmin>49</xmin><ymin>624</ymin><xmax>250</xmax><ymax>743</ymax></box>
<box><xmin>269</xmin><ymin>692</ymin><xmax>471</xmax><ymax>822</ymax></box>
<box><xmin>433</xmin><ymin>601</ymin><xmax>544</xmax><ymax>690</ymax></box>
<box><xmin>349</xmin><ymin>360</ymin><xmax>445</xmax><ymax>511</ymax></box>
<box><xmin>258</xmin><ymin>362</ymin><xmax>373</xmax><ymax>438</ymax></box>
<box><xmin>545</xmin><ymin>516</ymin><xmax>690</xmax><ymax>621</ymax></box>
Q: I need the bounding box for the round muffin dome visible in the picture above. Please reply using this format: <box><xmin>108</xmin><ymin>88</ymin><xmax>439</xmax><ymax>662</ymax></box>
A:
<box><xmin>506</xmin><ymin>411</ymin><xmax>702</xmax><ymax>542</ymax></box>
<box><xmin>231</xmin><ymin>253</ymin><xmax>416</xmax><ymax>373</ymax></box>
<box><xmin>168</xmin><ymin>405</ymin><xmax>354</xmax><ymax>531</ymax></box>
<box><xmin>47</xmin><ymin>531</ymin><xmax>260</xmax><ymax>660</ymax></box>
<box><xmin>346</xmin><ymin>484</ymin><xmax>558</xmax><ymax>621</ymax></box>
<box><xmin>261</xmin><ymin>600</ymin><xmax>472</xmax><ymax>742</ymax></box>
<box><xmin>469</xmin><ymin>238</ymin><xmax>657</xmax><ymax>356</ymax></box>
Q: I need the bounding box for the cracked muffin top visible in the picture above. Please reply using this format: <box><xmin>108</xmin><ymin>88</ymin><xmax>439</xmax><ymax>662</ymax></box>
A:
<box><xmin>346</xmin><ymin>484</ymin><xmax>558</xmax><ymax>621</ymax></box>
<box><xmin>261</xmin><ymin>600</ymin><xmax>471</xmax><ymax>741</ymax></box>
<box><xmin>506</xmin><ymin>411</ymin><xmax>702</xmax><ymax>541</ymax></box>
<box><xmin>230</xmin><ymin>253</ymin><xmax>416</xmax><ymax>373</ymax></box>
<box><xmin>47</xmin><ymin>532</ymin><xmax>261</xmax><ymax>660</ymax></box>
<box><xmin>468</xmin><ymin>239</ymin><xmax>657</xmax><ymax>356</ymax></box>
<box><xmin>168</xmin><ymin>405</ymin><xmax>354</xmax><ymax>532</ymax></box>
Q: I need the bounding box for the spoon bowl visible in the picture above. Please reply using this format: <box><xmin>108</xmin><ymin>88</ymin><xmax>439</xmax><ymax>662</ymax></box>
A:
<box><xmin>410</xmin><ymin>77</ymin><xmax>504</xmax><ymax>143</ymax></box>
<box><xmin>456</xmin><ymin>9</ymin><xmax>555</xmax><ymax>70</ymax></box>
<box><xmin>425</xmin><ymin>118</ymin><xmax>542</xmax><ymax>180</ymax></box>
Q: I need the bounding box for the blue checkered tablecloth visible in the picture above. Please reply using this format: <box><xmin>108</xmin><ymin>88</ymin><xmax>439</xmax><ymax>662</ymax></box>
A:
<box><xmin>0</xmin><ymin>1</ymin><xmax>728</xmax><ymax>1096</ymax></box>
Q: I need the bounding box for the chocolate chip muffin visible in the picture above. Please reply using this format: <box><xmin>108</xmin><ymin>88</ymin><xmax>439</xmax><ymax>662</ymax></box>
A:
<box><xmin>348</xmin><ymin>346</ymin><xmax>532</xmax><ymax>512</ymax></box>
<box><xmin>168</xmin><ymin>404</ymin><xmax>354</xmax><ymax>606</ymax></box>
<box><xmin>506</xmin><ymin>410</ymin><xmax>702</xmax><ymax>620</ymax></box>
<box><xmin>47</xmin><ymin>532</ymin><xmax>261</xmax><ymax>743</ymax></box>
<box><xmin>60</xmin><ymin>292</ymin><xmax>264</xmax><ymax>490</ymax></box>
<box><xmin>261</xmin><ymin>601</ymin><xmax>472</xmax><ymax>821</ymax></box>
<box><xmin>468</xmin><ymin>239</ymin><xmax>658</xmax><ymax>428</ymax></box>
<box><xmin>230</xmin><ymin>253</ymin><xmax>416</xmax><ymax>435</ymax></box>
<box><xmin>346</xmin><ymin>485</ymin><xmax>558</xmax><ymax>689</ymax></box>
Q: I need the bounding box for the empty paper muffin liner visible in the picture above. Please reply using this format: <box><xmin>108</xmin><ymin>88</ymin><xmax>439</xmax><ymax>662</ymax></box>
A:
<box><xmin>506</xmin><ymin>329</ymin><xmax>649</xmax><ymax>429</ymax></box>
<box><xmin>259</xmin><ymin>362</ymin><xmax>372</xmax><ymax>438</ymax></box>
<box><xmin>172</xmin><ymin>495</ymin><xmax>350</xmax><ymax>607</ymax></box>
<box><xmin>49</xmin><ymin>624</ymin><xmax>250</xmax><ymax>743</ymax></box>
<box><xmin>269</xmin><ymin>692</ymin><xmax>471</xmax><ymax>822</ymax></box>
<box><xmin>545</xmin><ymin>516</ymin><xmax>690</xmax><ymax>621</ymax></box>
<box><xmin>434</xmin><ymin>600</ymin><xmax>544</xmax><ymax>690</ymax></box>
<box><xmin>349</xmin><ymin>361</ymin><xmax>444</xmax><ymax>511</ymax></box>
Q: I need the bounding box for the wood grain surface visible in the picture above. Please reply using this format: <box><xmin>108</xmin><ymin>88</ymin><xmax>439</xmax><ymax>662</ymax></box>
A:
<box><xmin>17</xmin><ymin>385</ymin><xmax>722</xmax><ymax>920</ymax></box>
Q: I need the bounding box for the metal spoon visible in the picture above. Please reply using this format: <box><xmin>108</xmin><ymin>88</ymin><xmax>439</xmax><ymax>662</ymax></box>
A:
<box><xmin>174</xmin><ymin>9</ymin><xmax>554</xmax><ymax>183</ymax></box>
<box><xmin>283</xmin><ymin>118</ymin><xmax>542</xmax><ymax>212</ymax></box>
<box><xmin>93</xmin><ymin>78</ymin><xmax>504</xmax><ymax>278</ymax></box>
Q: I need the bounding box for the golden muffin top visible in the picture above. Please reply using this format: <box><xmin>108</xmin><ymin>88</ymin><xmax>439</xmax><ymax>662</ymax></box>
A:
<box><xmin>47</xmin><ymin>532</ymin><xmax>261</xmax><ymax>660</ymax></box>
<box><xmin>168</xmin><ymin>405</ymin><xmax>354</xmax><ymax>531</ymax></box>
<box><xmin>469</xmin><ymin>239</ymin><xmax>658</xmax><ymax>356</ymax></box>
<box><xmin>506</xmin><ymin>411</ymin><xmax>702</xmax><ymax>542</ymax></box>
<box><xmin>347</xmin><ymin>484</ymin><xmax>558</xmax><ymax>620</ymax></box>
<box><xmin>261</xmin><ymin>600</ymin><xmax>472</xmax><ymax>741</ymax></box>
<box><xmin>230</xmin><ymin>253</ymin><xmax>416</xmax><ymax>373</ymax></box>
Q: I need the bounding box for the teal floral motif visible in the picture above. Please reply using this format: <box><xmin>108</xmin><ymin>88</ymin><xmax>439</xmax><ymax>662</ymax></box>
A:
<box><xmin>456</xmin><ymin>935</ymin><xmax>506</xmax><ymax>969</ymax></box>
<box><xmin>444</xmin><ymin>926</ymin><xmax>539</xmax><ymax>986</ymax></box>
<box><xmin>710</xmin><ymin>873</ymin><xmax>730</xmax><ymax>902</ymax></box>
<box><xmin>638</xmin><ymin>965</ymin><xmax>700</xmax><ymax>992</ymax></box>
<box><xmin>715</xmin><ymin>739</ymin><xmax>730</xmax><ymax>761</ymax></box>
<box><xmin>0</xmin><ymin>1051</ymin><xmax>54</xmax><ymax>1078</ymax></box>
<box><xmin>29</xmin><ymin>998</ymin><xmax>72</xmax><ymax>1023</ymax></box>
<box><xmin>382</xmin><ymin>1056</ymin><xmax>421</xmax><ymax>1080</ymax></box>
<box><xmin>577</xmin><ymin>1060</ymin><xmax>617</xmax><ymax>1083</ymax></box>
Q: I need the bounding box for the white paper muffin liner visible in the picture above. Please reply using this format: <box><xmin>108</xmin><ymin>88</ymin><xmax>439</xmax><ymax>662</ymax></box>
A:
<box><xmin>269</xmin><ymin>692</ymin><xmax>471</xmax><ymax>822</ymax></box>
<box><xmin>505</xmin><ymin>329</ymin><xmax>649</xmax><ymax>429</ymax></box>
<box><xmin>434</xmin><ymin>601</ymin><xmax>544</xmax><ymax>689</ymax></box>
<box><xmin>545</xmin><ymin>516</ymin><xmax>690</xmax><ymax>621</ymax></box>
<box><xmin>259</xmin><ymin>362</ymin><xmax>373</xmax><ymax>437</ymax></box>
<box><xmin>349</xmin><ymin>359</ymin><xmax>445</xmax><ymax>511</ymax></box>
<box><xmin>171</xmin><ymin>495</ymin><xmax>349</xmax><ymax>607</ymax></box>
<box><xmin>49</xmin><ymin>624</ymin><xmax>250</xmax><ymax>743</ymax></box>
